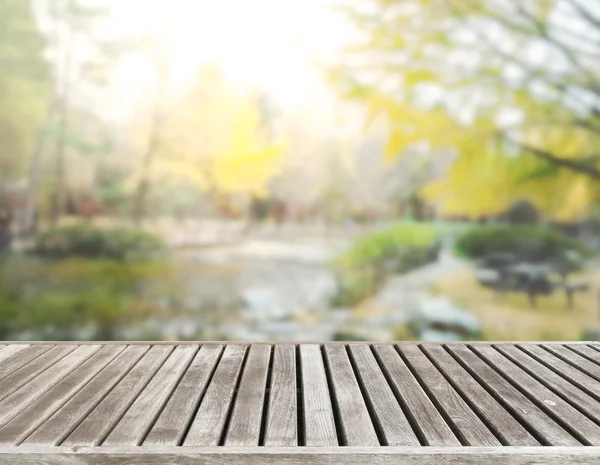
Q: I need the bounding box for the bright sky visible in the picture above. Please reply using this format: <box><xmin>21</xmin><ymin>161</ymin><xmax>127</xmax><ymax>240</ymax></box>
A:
<box><xmin>105</xmin><ymin>0</ymin><xmax>357</xmax><ymax>120</ymax></box>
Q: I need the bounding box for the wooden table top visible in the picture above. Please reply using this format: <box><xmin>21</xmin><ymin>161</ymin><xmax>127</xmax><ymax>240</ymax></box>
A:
<box><xmin>1</xmin><ymin>341</ymin><xmax>600</xmax><ymax>464</ymax></box>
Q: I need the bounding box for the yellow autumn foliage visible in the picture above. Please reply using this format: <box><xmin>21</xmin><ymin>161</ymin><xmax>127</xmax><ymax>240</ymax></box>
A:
<box><xmin>127</xmin><ymin>65</ymin><xmax>286</xmax><ymax>199</ymax></box>
<box><xmin>335</xmin><ymin>0</ymin><xmax>600</xmax><ymax>221</ymax></box>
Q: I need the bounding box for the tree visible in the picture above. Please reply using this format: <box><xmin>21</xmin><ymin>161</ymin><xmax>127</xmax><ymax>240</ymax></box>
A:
<box><xmin>23</xmin><ymin>0</ymin><xmax>134</xmax><ymax>230</ymax></box>
<box><xmin>269</xmin><ymin>109</ymin><xmax>339</xmax><ymax>221</ymax></box>
<box><xmin>0</xmin><ymin>0</ymin><xmax>50</xmax><ymax>197</ymax></box>
<box><xmin>333</xmin><ymin>0</ymin><xmax>600</xmax><ymax>220</ymax></box>
<box><xmin>131</xmin><ymin>48</ymin><xmax>169</xmax><ymax>227</ymax></box>
<box><xmin>125</xmin><ymin>65</ymin><xmax>287</xmax><ymax>221</ymax></box>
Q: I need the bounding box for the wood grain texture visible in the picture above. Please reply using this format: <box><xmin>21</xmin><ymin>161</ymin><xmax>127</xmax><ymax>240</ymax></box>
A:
<box><xmin>518</xmin><ymin>344</ymin><xmax>600</xmax><ymax>401</ymax></box>
<box><xmin>224</xmin><ymin>344</ymin><xmax>271</xmax><ymax>446</ymax></box>
<box><xmin>0</xmin><ymin>345</ymin><xmax>54</xmax><ymax>383</ymax></box>
<box><xmin>397</xmin><ymin>344</ymin><xmax>500</xmax><ymax>446</ymax></box>
<box><xmin>103</xmin><ymin>345</ymin><xmax>198</xmax><ymax>446</ymax></box>
<box><xmin>0</xmin><ymin>345</ymin><xmax>101</xmax><ymax>432</ymax></box>
<box><xmin>62</xmin><ymin>345</ymin><xmax>174</xmax><ymax>447</ymax></box>
<box><xmin>23</xmin><ymin>345</ymin><xmax>150</xmax><ymax>446</ymax></box>
<box><xmin>263</xmin><ymin>344</ymin><xmax>297</xmax><ymax>447</ymax></box>
<box><xmin>323</xmin><ymin>345</ymin><xmax>379</xmax><ymax>446</ymax></box>
<box><xmin>1</xmin><ymin>446</ymin><xmax>600</xmax><ymax>465</ymax></box>
<box><xmin>542</xmin><ymin>344</ymin><xmax>600</xmax><ymax>381</ymax></box>
<box><xmin>0</xmin><ymin>341</ymin><xmax>599</xmax><ymax>457</ymax></box>
<box><xmin>567</xmin><ymin>344</ymin><xmax>600</xmax><ymax>365</ymax></box>
<box><xmin>0</xmin><ymin>346</ymin><xmax>125</xmax><ymax>447</ymax></box>
<box><xmin>423</xmin><ymin>345</ymin><xmax>538</xmax><ymax>446</ymax></box>
<box><xmin>487</xmin><ymin>344</ymin><xmax>600</xmax><ymax>442</ymax></box>
<box><xmin>348</xmin><ymin>345</ymin><xmax>419</xmax><ymax>446</ymax></box>
<box><xmin>183</xmin><ymin>344</ymin><xmax>248</xmax><ymax>446</ymax></box>
<box><xmin>0</xmin><ymin>345</ymin><xmax>29</xmax><ymax>365</ymax></box>
<box><xmin>372</xmin><ymin>344</ymin><xmax>460</xmax><ymax>446</ymax></box>
<box><xmin>299</xmin><ymin>344</ymin><xmax>338</xmax><ymax>447</ymax></box>
<box><xmin>0</xmin><ymin>345</ymin><xmax>76</xmax><ymax>404</ymax></box>
<box><xmin>143</xmin><ymin>345</ymin><xmax>223</xmax><ymax>446</ymax></box>
<box><xmin>451</xmin><ymin>344</ymin><xmax>581</xmax><ymax>446</ymax></box>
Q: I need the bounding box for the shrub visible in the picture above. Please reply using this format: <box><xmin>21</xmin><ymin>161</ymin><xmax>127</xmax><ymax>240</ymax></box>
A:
<box><xmin>581</xmin><ymin>327</ymin><xmax>600</xmax><ymax>341</ymax></box>
<box><xmin>0</xmin><ymin>256</ymin><xmax>170</xmax><ymax>340</ymax></box>
<box><xmin>33</xmin><ymin>223</ymin><xmax>165</xmax><ymax>262</ymax></box>
<box><xmin>506</xmin><ymin>199</ymin><xmax>539</xmax><ymax>225</ymax></box>
<box><xmin>332</xmin><ymin>331</ymin><xmax>370</xmax><ymax>342</ymax></box>
<box><xmin>455</xmin><ymin>225</ymin><xmax>589</xmax><ymax>264</ymax></box>
<box><xmin>331</xmin><ymin>223</ymin><xmax>439</xmax><ymax>306</ymax></box>
<box><xmin>334</xmin><ymin>222</ymin><xmax>438</xmax><ymax>269</ymax></box>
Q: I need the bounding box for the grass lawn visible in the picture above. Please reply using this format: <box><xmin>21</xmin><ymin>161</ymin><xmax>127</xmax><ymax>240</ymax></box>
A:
<box><xmin>431</xmin><ymin>268</ymin><xmax>600</xmax><ymax>341</ymax></box>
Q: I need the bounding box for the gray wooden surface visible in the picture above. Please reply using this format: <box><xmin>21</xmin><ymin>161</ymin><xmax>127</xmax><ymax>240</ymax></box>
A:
<box><xmin>2</xmin><ymin>446</ymin><xmax>600</xmax><ymax>464</ymax></box>
<box><xmin>0</xmin><ymin>342</ymin><xmax>600</xmax><ymax>462</ymax></box>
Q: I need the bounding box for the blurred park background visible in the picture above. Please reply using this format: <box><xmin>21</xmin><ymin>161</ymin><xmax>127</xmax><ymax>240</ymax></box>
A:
<box><xmin>2</xmin><ymin>0</ymin><xmax>600</xmax><ymax>342</ymax></box>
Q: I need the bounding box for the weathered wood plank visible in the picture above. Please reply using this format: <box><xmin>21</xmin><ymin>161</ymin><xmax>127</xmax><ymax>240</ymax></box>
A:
<box><xmin>0</xmin><ymin>345</ymin><xmax>125</xmax><ymax>446</ymax></box>
<box><xmin>542</xmin><ymin>344</ymin><xmax>600</xmax><ymax>381</ymax></box>
<box><xmin>372</xmin><ymin>344</ymin><xmax>460</xmax><ymax>446</ymax></box>
<box><xmin>299</xmin><ymin>344</ymin><xmax>338</xmax><ymax>447</ymax></box>
<box><xmin>323</xmin><ymin>345</ymin><xmax>379</xmax><ymax>446</ymax></box>
<box><xmin>2</xmin><ymin>446</ymin><xmax>600</xmax><ymax>465</ymax></box>
<box><xmin>490</xmin><ymin>344</ymin><xmax>600</xmax><ymax>437</ymax></box>
<box><xmin>61</xmin><ymin>345</ymin><xmax>174</xmax><ymax>446</ymax></box>
<box><xmin>0</xmin><ymin>345</ymin><xmax>101</xmax><ymax>432</ymax></box>
<box><xmin>23</xmin><ymin>345</ymin><xmax>150</xmax><ymax>446</ymax></box>
<box><xmin>567</xmin><ymin>344</ymin><xmax>600</xmax><ymax>365</ymax></box>
<box><xmin>224</xmin><ymin>344</ymin><xmax>271</xmax><ymax>446</ymax></box>
<box><xmin>348</xmin><ymin>345</ymin><xmax>419</xmax><ymax>446</ymax></box>
<box><xmin>0</xmin><ymin>345</ymin><xmax>53</xmax><ymax>382</ymax></box>
<box><xmin>0</xmin><ymin>345</ymin><xmax>29</xmax><ymax>366</ymax></box>
<box><xmin>1</xmin><ymin>340</ymin><xmax>600</xmax><ymax>457</ymax></box>
<box><xmin>459</xmin><ymin>345</ymin><xmax>583</xmax><ymax>446</ymax></box>
<box><xmin>143</xmin><ymin>345</ymin><xmax>223</xmax><ymax>446</ymax></box>
<box><xmin>397</xmin><ymin>344</ymin><xmax>500</xmax><ymax>446</ymax></box>
<box><xmin>103</xmin><ymin>345</ymin><xmax>198</xmax><ymax>446</ymax></box>
<box><xmin>0</xmin><ymin>345</ymin><xmax>76</xmax><ymax>404</ymax></box>
<box><xmin>263</xmin><ymin>344</ymin><xmax>297</xmax><ymax>447</ymax></box>
<box><xmin>183</xmin><ymin>344</ymin><xmax>248</xmax><ymax>446</ymax></box>
<box><xmin>518</xmin><ymin>344</ymin><xmax>600</xmax><ymax>401</ymax></box>
<box><xmin>422</xmin><ymin>345</ymin><xmax>538</xmax><ymax>446</ymax></box>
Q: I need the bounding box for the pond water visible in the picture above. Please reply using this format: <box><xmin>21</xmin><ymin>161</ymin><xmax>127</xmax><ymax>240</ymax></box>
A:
<box><xmin>163</xmin><ymin>240</ymin><xmax>344</xmax><ymax>341</ymax></box>
<box><xmin>137</xmin><ymin>238</ymin><xmax>480</xmax><ymax>342</ymax></box>
<box><xmin>5</xmin><ymin>236</ymin><xmax>479</xmax><ymax>342</ymax></box>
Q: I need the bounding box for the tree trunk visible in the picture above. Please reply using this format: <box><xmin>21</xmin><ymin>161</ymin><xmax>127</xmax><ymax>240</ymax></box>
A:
<box><xmin>132</xmin><ymin>112</ymin><xmax>160</xmax><ymax>227</ymax></box>
<box><xmin>49</xmin><ymin>96</ymin><xmax>68</xmax><ymax>227</ymax></box>
<box><xmin>0</xmin><ymin>184</ymin><xmax>13</xmax><ymax>260</ymax></box>
<box><xmin>132</xmin><ymin>62</ymin><xmax>166</xmax><ymax>227</ymax></box>
<box><xmin>22</xmin><ymin>100</ymin><xmax>57</xmax><ymax>236</ymax></box>
<box><xmin>48</xmin><ymin>0</ymin><xmax>72</xmax><ymax>229</ymax></box>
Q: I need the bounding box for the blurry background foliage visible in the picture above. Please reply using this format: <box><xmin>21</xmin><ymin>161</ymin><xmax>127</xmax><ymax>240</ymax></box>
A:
<box><xmin>0</xmin><ymin>0</ymin><xmax>600</xmax><ymax>343</ymax></box>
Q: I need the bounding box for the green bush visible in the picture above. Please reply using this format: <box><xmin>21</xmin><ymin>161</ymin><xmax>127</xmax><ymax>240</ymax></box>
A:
<box><xmin>334</xmin><ymin>222</ymin><xmax>438</xmax><ymax>269</ymax></box>
<box><xmin>33</xmin><ymin>224</ymin><xmax>165</xmax><ymax>262</ymax></box>
<box><xmin>331</xmin><ymin>223</ymin><xmax>439</xmax><ymax>306</ymax></box>
<box><xmin>506</xmin><ymin>199</ymin><xmax>539</xmax><ymax>225</ymax></box>
<box><xmin>332</xmin><ymin>331</ymin><xmax>370</xmax><ymax>342</ymax></box>
<box><xmin>455</xmin><ymin>225</ymin><xmax>589</xmax><ymax>264</ymax></box>
<box><xmin>0</xmin><ymin>256</ymin><xmax>170</xmax><ymax>340</ymax></box>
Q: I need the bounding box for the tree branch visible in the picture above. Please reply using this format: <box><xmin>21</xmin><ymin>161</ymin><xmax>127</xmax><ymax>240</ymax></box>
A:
<box><xmin>569</xmin><ymin>0</ymin><xmax>600</xmax><ymax>30</ymax></box>
<box><xmin>445</xmin><ymin>1</ymin><xmax>600</xmax><ymax>112</ymax></box>
<box><xmin>515</xmin><ymin>3</ymin><xmax>594</xmax><ymax>78</ymax></box>
<box><xmin>504</xmin><ymin>135</ymin><xmax>600</xmax><ymax>180</ymax></box>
